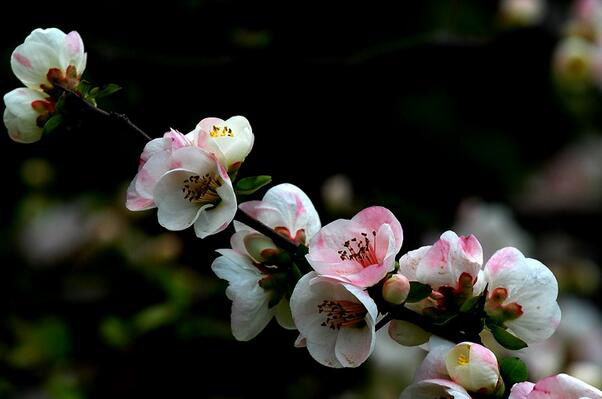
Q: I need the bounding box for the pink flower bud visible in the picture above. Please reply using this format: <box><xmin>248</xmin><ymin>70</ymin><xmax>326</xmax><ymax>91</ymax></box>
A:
<box><xmin>382</xmin><ymin>274</ymin><xmax>411</xmax><ymax>305</ymax></box>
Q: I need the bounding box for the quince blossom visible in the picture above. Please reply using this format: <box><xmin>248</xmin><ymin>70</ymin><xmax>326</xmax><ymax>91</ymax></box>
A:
<box><xmin>305</xmin><ymin>206</ymin><xmax>403</xmax><ymax>288</ymax></box>
<box><xmin>484</xmin><ymin>247</ymin><xmax>561</xmax><ymax>344</ymax></box>
<box><xmin>188</xmin><ymin>116</ymin><xmax>254</xmax><ymax>172</ymax></box>
<box><xmin>10</xmin><ymin>28</ymin><xmax>86</xmax><ymax>92</ymax></box>
<box><xmin>126</xmin><ymin>130</ymin><xmax>236</xmax><ymax>238</ymax></box>
<box><xmin>290</xmin><ymin>271</ymin><xmax>377</xmax><ymax>368</ymax></box>
<box><xmin>401</xmin><ymin>341</ymin><xmax>501</xmax><ymax>398</ymax></box>
<box><xmin>398</xmin><ymin>231</ymin><xmax>485</xmax><ymax>316</ymax></box>
<box><xmin>4</xmin><ymin>28</ymin><xmax>86</xmax><ymax>143</ymax></box>
<box><xmin>237</xmin><ymin>183</ymin><xmax>321</xmax><ymax>246</ymax></box>
<box><xmin>509</xmin><ymin>373</ymin><xmax>602</xmax><ymax>399</ymax></box>
<box><xmin>3</xmin><ymin>88</ymin><xmax>54</xmax><ymax>143</ymax></box>
<box><xmin>211</xmin><ymin>249</ymin><xmax>294</xmax><ymax>341</ymax></box>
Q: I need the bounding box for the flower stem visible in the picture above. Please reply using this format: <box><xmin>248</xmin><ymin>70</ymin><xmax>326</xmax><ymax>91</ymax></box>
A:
<box><xmin>54</xmin><ymin>83</ymin><xmax>152</xmax><ymax>141</ymax></box>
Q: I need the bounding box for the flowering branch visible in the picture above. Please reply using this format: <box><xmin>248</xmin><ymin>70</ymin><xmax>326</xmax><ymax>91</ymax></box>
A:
<box><xmin>7</xmin><ymin>26</ymin><xmax>602</xmax><ymax>399</ymax></box>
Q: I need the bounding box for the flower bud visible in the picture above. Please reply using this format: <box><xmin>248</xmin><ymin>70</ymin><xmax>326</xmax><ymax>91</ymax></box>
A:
<box><xmin>445</xmin><ymin>342</ymin><xmax>501</xmax><ymax>394</ymax></box>
<box><xmin>382</xmin><ymin>274</ymin><xmax>411</xmax><ymax>305</ymax></box>
<box><xmin>388</xmin><ymin>319</ymin><xmax>431</xmax><ymax>346</ymax></box>
<box><xmin>500</xmin><ymin>0</ymin><xmax>545</xmax><ymax>27</ymax></box>
<box><xmin>243</xmin><ymin>233</ymin><xmax>281</xmax><ymax>263</ymax></box>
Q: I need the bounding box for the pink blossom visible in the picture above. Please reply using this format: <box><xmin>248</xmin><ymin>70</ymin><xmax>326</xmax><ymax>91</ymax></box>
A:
<box><xmin>290</xmin><ymin>271</ymin><xmax>377</xmax><ymax>368</ymax></box>
<box><xmin>305</xmin><ymin>206</ymin><xmax>403</xmax><ymax>288</ymax></box>
<box><xmin>126</xmin><ymin>130</ymin><xmax>236</xmax><ymax>239</ymax></box>
<box><xmin>237</xmin><ymin>183</ymin><xmax>321</xmax><ymax>246</ymax></box>
<box><xmin>509</xmin><ymin>374</ymin><xmax>602</xmax><ymax>399</ymax></box>
<box><xmin>484</xmin><ymin>247</ymin><xmax>561</xmax><ymax>344</ymax></box>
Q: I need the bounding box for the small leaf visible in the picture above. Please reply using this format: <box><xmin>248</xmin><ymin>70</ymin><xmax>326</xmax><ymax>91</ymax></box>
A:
<box><xmin>460</xmin><ymin>295</ymin><xmax>481</xmax><ymax>313</ymax></box>
<box><xmin>43</xmin><ymin>114</ymin><xmax>63</xmax><ymax>135</ymax></box>
<box><xmin>93</xmin><ymin>83</ymin><xmax>122</xmax><ymax>99</ymax></box>
<box><xmin>499</xmin><ymin>356</ymin><xmax>529</xmax><ymax>387</ymax></box>
<box><xmin>489</xmin><ymin>324</ymin><xmax>528</xmax><ymax>350</ymax></box>
<box><xmin>77</xmin><ymin>80</ymin><xmax>92</xmax><ymax>96</ymax></box>
<box><xmin>235</xmin><ymin>175</ymin><xmax>272</xmax><ymax>195</ymax></box>
<box><xmin>405</xmin><ymin>282</ymin><xmax>432</xmax><ymax>303</ymax></box>
<box><xmin>55</xmin><ymin>95</ymin><xmax>66</xmax><ymax>113</ymax></box>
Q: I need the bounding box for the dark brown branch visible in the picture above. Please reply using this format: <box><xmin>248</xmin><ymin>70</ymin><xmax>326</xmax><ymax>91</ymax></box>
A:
<box><xmin>376</xmin><ymin>306</ymin><xmax>483</xmax><ymax>345</ymax></box>
<box><xmin>55</xmin><ymin>83</ymin><xmax>152</xmax><ymax>141</ymax></box>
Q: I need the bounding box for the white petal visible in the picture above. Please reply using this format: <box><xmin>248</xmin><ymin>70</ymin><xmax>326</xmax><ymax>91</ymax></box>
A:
<box><xmin>3</xmin><ymin>88</ymin><xmax>47</xmax><ymax>143</ymax></box>
<box><xmin>398</xmin><ymin>246</ymin><xmax>431</xmax><ymax>281</ymax></box>
<box><xmin>153</xmin><ymin>169</ymin><xmax>205</xmax><ymax>230</ymax></box>
<box><xmin>274</xmin><ymin>298</ymin><xmax>296</xmax><ymax>330</ymax></box>
<box><xmin>211</xmin><ymin>250</ymin><xmax>273</xmax><ymax>341</ymax></box>
<box><xmin>400</xmin><ymin>379</ymin><xmax>472</xmax><ymax>399</ymax></box>
<box><xmin>261</xmin><ymin>183</ymin><xmax>321</xmax><ymax>241</ymax></box>
<box><xmin>334</xmin><ymin>317</ymin><xmax>375</xmax><ymax>367</ymax></box>
<box><xmin>11</xmin><ymin>28</ymin><xmax>67</xmax><ymax>89</ymax></box>
<box><xmin>414</xmin><ymin>342</ymin><xmax>454</xmax><ymax>381</ymax></box>
<box><xmin>485</xmin><ymin>247</ymin><xmax>561</xmax><ymax>343</ymax></box>
<box><xmin>193</xmin><ymin>177</ymin><xmax>236</xmax><ymax>238</ymax></box>
<box><xmin>61</xmin><ymin>31</ymin><xmax>86</xmax><ymax>75</ymax></box>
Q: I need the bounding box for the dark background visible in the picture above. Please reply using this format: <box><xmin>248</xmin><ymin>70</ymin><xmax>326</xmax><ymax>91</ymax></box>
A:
<box><xmin>0</xmin><ymin>1</ymin><xmax>600</xmax><ymax>397</ymax></box>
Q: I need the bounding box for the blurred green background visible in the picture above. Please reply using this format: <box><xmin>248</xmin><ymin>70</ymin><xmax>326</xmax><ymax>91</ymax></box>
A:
<box><xmin>1</xmin><ymin>0</ymin><xmax>602</xmax><ymax>397</ymax></box>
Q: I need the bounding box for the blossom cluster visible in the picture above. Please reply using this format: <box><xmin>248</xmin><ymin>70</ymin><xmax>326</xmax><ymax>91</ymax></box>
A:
<box><xmin>4</xmin><ymin>28</ymin><xmax>86</xmax><ymax>143</ymax></box>
<box><xmin>4</xmin><ymin>27</ymin><xmax>602</xmax><ymax>399</ymax></box>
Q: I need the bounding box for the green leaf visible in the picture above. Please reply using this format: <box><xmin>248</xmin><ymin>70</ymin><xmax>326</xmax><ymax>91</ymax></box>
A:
<box><xmin>43</xmin><ymin>114</ymin><xmax>63</xmax><ymax>135</ymax></box>
<box><xmin>93</xmin><ymin>83</ymin><xmax>122</xmax><ymax>99</ymax></box>
<box><xmin>459</xmin><ymin>295</ymin><xmax>481</xmax><ymax>313</ymax></box>
<box><xmin>405</xmin><ymin>281</ymin><xmax>432</xmax><ymax>303</ymax></box>
<box><xmin>55</xmin><ymin>95</ymin><xmax>66</xmax><ymax>113</ymax></box>
<box><xmin>77</xmin><ymin>80</ymin><xmax>92</xmax><ymax>96</ymax></box>
<box><xmin>489</xmin><ymin>324</ymin><xmax>528</xmax><ymax>350</ymax></box>
<box><xmin>133</xmin><ymin>304</ymin><xmax>176</xmax><ymax>333</ymax></box>
<box><xmin>499</xmin><ymin>356</ymin><xmax>529</xmax><ymax>387</ymax></box>
<box><xmin>235</xmin><ymin>175</ymin><xmax>272</xmax><ymax>195</ymax></box>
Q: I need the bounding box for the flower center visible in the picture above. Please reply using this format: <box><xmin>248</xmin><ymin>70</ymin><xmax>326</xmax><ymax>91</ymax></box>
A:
<box><xmin>182</xmin><ymin>173</ymin><xmax>222</xmax><ymax>204</ymax></box>
<box><xmin>40</xmin><ymin>65</ymin><xmax>80</xmax><ymax>93</ymax></box>
<box><xmin>209</xmin><ymin>125</ymin><xmax>234</xmax><ymax>137</ymax></box>
<box><xmin>457</xmin><ymin>354</ymin><xmax>469</xmax><ymax>366</ymax></box>
<box><xmin>337</xmin><ymin>231</ymin><xmax>377</xmax><ymax>267</ymax></box>
<box><xmin>484</xmin><ymin>287</ymin><xmax>524</xmax><ymax>323</ymax></box>
<box><xmin>318</xmin><ymin>300</ymin><xmax>367</xmax><ymax>330</ymax></box>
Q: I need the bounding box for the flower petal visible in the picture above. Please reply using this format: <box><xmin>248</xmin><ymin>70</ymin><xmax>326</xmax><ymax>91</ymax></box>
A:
<box><xmin>485</xmin><ymin>247</ymin><xmax>561</xmax><ymax>343</ymax></box>
<box><xmin>400</xmin><ymin>379</ymin><xmax>472</xmax><ymax>399</ymax></box>
<box><xmin>211</xmin><ymin>250</ymin><xmax>273</xmax><ymax>341</ymax></box>
<box><xmin>193</xmin><ymin>176</ymin><xmax>236</xmax><ymax>239</ymax></box>
<box><xmin>334</xmin><ymin>317</ymin><xmax>374</xmax><ymax>367</ymax></box>
<box><xmin>153</xmin><ymin>169</ymin><xmax>206</xmax><ymax>230</ymax></box>
<box><xmin>11</xmin><ymin>28</ymin><xmax>66</xmax><ymax>89</ymax></box>
<box><xmin>351</xmin><ymin>206</ymin><xmax>403</xmax><ymax>253</ymax></box>
<box><xmin>3</xmin><ymin>87</ymin><xmax>47</xmax><ymax>143</ymax></box>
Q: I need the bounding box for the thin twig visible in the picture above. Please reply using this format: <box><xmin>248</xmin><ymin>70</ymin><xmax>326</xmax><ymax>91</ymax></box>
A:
<box><xmin>55</xmin><ymin>83</ymin><xmax>152</xmax><ymax>141</ymax></box>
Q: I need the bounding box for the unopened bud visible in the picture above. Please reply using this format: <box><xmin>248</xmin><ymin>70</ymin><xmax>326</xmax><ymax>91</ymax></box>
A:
<box><xmin>388</xmin><ymin>320</ymin><xmax>431</xmax><ymax>346</ymax></box>
<box><xmin>445</xmin><ymin>342</ymin><xmax>501</xmax><ymax>394</ymax></box>
<box><xmin>382</xmin><ymin>274</ymin><xmax>411</xmax><ymax>305</ymax></box>
<box><xmin>244</xmin><ymin>233</ymin><xmax>281</xmax><ymax>263</ymax></box>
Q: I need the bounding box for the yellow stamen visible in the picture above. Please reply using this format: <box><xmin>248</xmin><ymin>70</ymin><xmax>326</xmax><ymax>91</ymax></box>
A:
<box><xmin>182</xmin><ymin>173</ymin><xmax>222</xmax><ymax>204</ymax></box>
<box><xmin>457</xmin><ymin>354</ymin><xmax>469</xmax><ymax>366</ymax></box>
<box><xmin>209</xmin><ymin>125</ymin><xmax>234</xmax><ymax>138</ymax></box>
